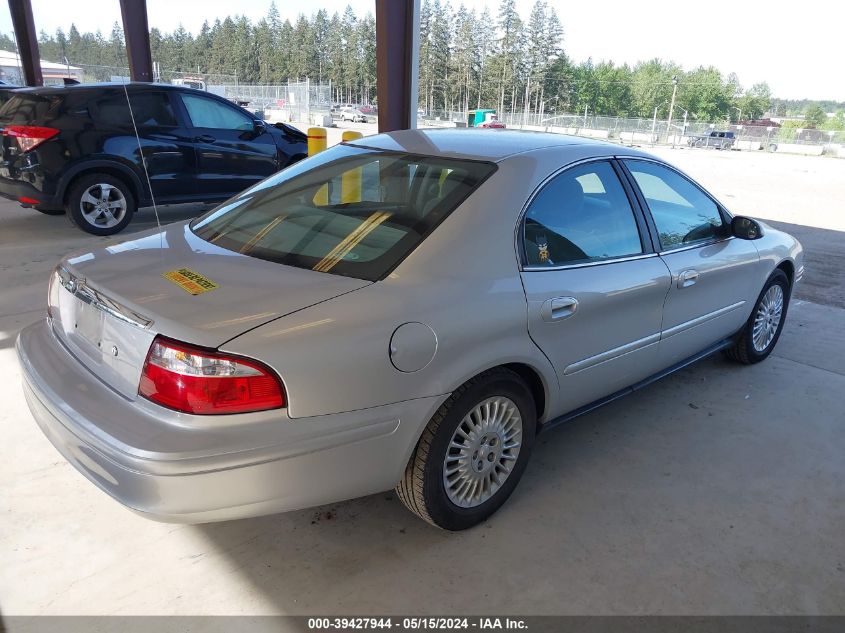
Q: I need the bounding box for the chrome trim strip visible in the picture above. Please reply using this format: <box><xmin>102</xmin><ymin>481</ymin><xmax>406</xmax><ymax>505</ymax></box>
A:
<box><xmin>563</xmin><ymin>332</ymin><xmax>661</xmax><ymax>375</ymax></box>
<box><xmin>661</xmin><ymin>301</ymin><xmax>745</xmax><ymax>339</ymax></box>
<box><xmin>524</xmin><ymin>252</ymin><xmax>658</xmax><ymax>272</ymax></box>
<box><xmin>57</xmin><ymin>266</ymin><xmax>153</xmax><ymax>329</ymax></box>
<box><xmin>658</xmin><ymin>236</ymin><xmax>735</xmax><ymax>256</ymax></box>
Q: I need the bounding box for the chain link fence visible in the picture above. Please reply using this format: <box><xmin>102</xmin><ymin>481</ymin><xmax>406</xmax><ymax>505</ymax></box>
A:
<box><xmin>36</xmin><ymin>68</ymin><xmax>845</xmax><ymax>157</ymax></box>
<box><xmin>75</xmin><ymin>64</ymin><xmax>237</xmax><ymax>86</ymax></box>
<box><xmin>213</xmin><ymin>81</ymin><xmax>333</xmax><ymax>123</ymax></box>
<box><xmin>421</xmin><ymin>109</ymin><xmax>845</xmax><ymax>157</ymax></box>
<box><xmin>56</xmin><ymin>72</ymin><xmax>348</xmax><ymax>125</ymax></box>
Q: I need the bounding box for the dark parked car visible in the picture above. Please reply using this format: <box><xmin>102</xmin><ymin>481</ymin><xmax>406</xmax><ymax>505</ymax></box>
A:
<box><xmin>688</xmin><ymin>130</ymin><xmax>735</xmax><ymax>150</ymax></box>
<box><xmin>0</xmin><ymin>83</ymin><xmax>307</xmax><ymax>235</ymax></box>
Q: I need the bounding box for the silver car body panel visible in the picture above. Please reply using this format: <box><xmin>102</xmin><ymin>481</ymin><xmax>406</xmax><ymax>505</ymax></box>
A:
<box><xmin>16</xmin><ymin>129</ymin><xmax>804</xmax><ymax>522</ymax></box>
<box><xmin>18</xmin><ymin>321</ymin><xmax>448</xmax><ymax>522</ymax></box>
<box><xmin>61</xmin><ymin>222</ymin><xmax>371</xmax><ymax>349</ymax></box>
<box><xmin>657</xmin><ymin>236</ymin><xmax>761</xmax><ymax>367</ymax></box>
<box><xmin>520</xmin><ymin>257</ymin><xmax>671</xmax><ymax>414</ymax></box>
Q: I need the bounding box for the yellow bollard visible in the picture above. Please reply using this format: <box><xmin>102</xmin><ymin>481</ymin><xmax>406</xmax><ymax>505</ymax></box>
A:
<box><xmin>307</xmin><ymin>127</ymin><xmax>327</xmax><ymax>156</ymax></box>
<box><xmin>341</xmin><ymin>130</ymin><xmax>364</xmax><ymax>204</ymax></box>
<box><xmin>308</xmin><ymin>127</ymin><xmax>328</xmax><ymax>205</ymax></box>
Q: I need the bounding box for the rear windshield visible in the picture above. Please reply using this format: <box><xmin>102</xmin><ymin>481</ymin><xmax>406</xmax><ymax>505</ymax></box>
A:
<box><xmin>191</xmin><ymin>145</ymin><xmax>496</xmax><ymax>281</ymax></box>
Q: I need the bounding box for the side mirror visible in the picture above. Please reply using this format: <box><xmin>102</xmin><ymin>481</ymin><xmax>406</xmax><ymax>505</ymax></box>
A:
<box><xmin>732</xmin><ymin>216</ymin><xmax>763</xmax><ymax>240</ymax></box>
<box><xmin>252</xmin><ymin>119</ymin><xmax>267</xmax><ymax>134</ymax></box>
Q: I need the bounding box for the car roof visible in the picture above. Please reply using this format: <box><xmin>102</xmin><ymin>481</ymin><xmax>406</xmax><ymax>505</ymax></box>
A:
<box><xmin>347</xmin><ymin>128</ymin><xmax>641</xmax><ymax>162</ymax></box>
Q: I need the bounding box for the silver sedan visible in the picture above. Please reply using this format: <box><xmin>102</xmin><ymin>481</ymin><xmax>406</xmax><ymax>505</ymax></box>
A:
<box><xmin>17</xmin><ymin>130</ymin><xmax>803</xmax><ymax>530</ymax></box>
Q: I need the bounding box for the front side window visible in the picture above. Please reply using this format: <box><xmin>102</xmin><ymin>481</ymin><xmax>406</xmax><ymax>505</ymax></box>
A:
<box><xmin>625</xmin><ymin>160</ymin><xmax>727</xmax><ymax>250</ymax></box>
<box><xmin>191</xmin><ymin>146</ymin><xmax>496</xmax><ymax>281</ymax></box>
<box><xmin>522</xmin><ymin>161</ymin><xmax>643</xmax><ymax>267</ymax></box>
<box><xmin>181</xmin><ymin>94</ymin><xmax>253</xmax><ymax>131</ymax></box>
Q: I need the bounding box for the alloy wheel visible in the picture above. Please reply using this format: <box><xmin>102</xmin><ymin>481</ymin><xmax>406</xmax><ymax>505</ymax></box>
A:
<box><xmin>79</xmin><ymin>183</ymin><xmax>127</xmax><ymax>229</ymax></box>
<box><xmin>752</xmin><ymin>284</ymin><xmax>784</xmax><ymax>352</ymax></box>
<box><xmin>443</xmin><ymin>396</ymin><xmax>523</xmax><ymax>508</ymax></box>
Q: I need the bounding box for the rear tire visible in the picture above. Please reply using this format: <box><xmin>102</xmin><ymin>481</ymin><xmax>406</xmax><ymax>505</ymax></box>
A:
<box><xmin>725</xmin><ymin>269</ymin><xmax>790</xmax><ymax>364</ymax></box>
<box><xmin>396</xmin><ymin>368</ymin><xmax>536</xmax><ymax>530</ymax></box>
<box><xmin>66</xmin><ymin>173</ymin><xmax>136</xmax><ymax>236</ymax></box>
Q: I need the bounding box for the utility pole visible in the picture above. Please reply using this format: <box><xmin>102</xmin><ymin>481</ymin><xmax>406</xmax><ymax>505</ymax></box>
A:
<box><xmin>666</xmin><ymin>75</ymin><xmax>678</xmax><ymax>145</ymax></box>
<box><xmin>651</xmin><ymin>105</ymin><xmax>659</xmax><ymax>146</ymax></box>
<box><xmin>523</xmin><ymin>75</ymin><xmax>530</xmax><ymax>128</ymax></box>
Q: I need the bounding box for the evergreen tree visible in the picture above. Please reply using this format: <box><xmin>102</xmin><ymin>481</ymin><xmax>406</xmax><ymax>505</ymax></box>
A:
<box><xmin>3</xmin><ymin>4</ymin><xmax>806</xmax><ymax>123</ymax></box>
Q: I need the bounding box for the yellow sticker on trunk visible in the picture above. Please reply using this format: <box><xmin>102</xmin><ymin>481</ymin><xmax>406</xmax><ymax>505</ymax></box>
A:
<box><xmin>162</xmin><ymin>268</ymin><xmax>219</xmax><ymax>295</ymax></box>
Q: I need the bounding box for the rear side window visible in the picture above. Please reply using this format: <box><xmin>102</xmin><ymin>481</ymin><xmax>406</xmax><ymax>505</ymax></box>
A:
<box><xmin>95</xmin><ymin>92</ymin><xmax>177</xmax><ymax>128</ymax></box>
<box><xmin>0</xmin><ymin>90</ymin><xmax>16</xmax><ymax>109</ymax></box>
<box><xmin>522</xmin><ymin>161</ymin><xmax>643</xmax><ymax>267</ymax></box>
<box><xmin>192</xmin><ymin>146</ymin><xmax>496</xmax><ymax>281</ymax></box>
<box><xmin>181</xmin><ymin>94</ymin><xmax>253</xmax><ymax>130</ymax></box>
<box><xmin>0</xmin><ymin>93</ymin><xmax>64</xmax><ymax>124</ymax></box>
<box><xmin>624</xmin><ymin>160</ymin><xmax>726</xmax><ymax>251</ymax></box>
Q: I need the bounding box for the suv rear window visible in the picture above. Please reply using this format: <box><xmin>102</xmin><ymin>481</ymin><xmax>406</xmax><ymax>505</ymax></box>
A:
<box><xmin>191</xmin><ymin>145</ymin><xmax>496</xmax><ymax>281</ymax></box>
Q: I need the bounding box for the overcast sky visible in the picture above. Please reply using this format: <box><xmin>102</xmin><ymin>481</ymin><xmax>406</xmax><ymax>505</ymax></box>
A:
<box><xmin>1</xmin><ymin>0</ymin><xmax>842</xmax><ymax>100</ymax></box>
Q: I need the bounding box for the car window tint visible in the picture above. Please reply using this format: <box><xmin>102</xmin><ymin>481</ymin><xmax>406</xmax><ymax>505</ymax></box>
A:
<box><xmin>625</xmin><ymin>160</ymin><xmax>726</xmax><ymax>250</ymax></box>
<box><xmin>191</xmin><ymin>146</ymin><xmax>496</xmax><ymax>281</ymax></box>
<box><xmin>0</xmin><ymin>93</ymin><xmax>64</xmax><ymax>124</ymax></box>
<box><xmin>522</xmin><ymin>161</ymin><xmax>643</xmax><ymax>267</ymax></box>
<box><xmin>182</xmin><ymin>94</ymin><xmax>253</xmax><ymax>130</ymax></box>
<box><xmin>96</xmin><ymin>92</ymin><xmax>177</xmax><ymax>128</ymax></box>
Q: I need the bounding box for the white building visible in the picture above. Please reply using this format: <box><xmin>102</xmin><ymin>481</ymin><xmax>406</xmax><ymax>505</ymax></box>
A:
<box><xmin>0</xmin><ymin>50</ymin><xmax>83</xmax><ymax>86</ymax></box>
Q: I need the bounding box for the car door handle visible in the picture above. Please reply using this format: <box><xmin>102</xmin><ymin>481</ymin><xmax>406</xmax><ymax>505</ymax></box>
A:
<box><xmin>194</xmin><ymin>134</ymin><xmax>216</xmax><ymax>143</ymax></box>
<box><xmin>541</xmin><ymin>297</ymin><xmax>579</xmax><ymax>322</ymax></box>
<box><xmin>677</xmin><ymin>269</ymin><xmax>700</xmax><ymax>288</ymax></box>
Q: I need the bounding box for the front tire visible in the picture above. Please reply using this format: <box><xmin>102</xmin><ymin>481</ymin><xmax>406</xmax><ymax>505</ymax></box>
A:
<box><xmin>396</xmin><ymin>368</ymin><xmax>536</xmax><ymax>530</ymax></box>
<box><xmin>66</xmin><ymin>173</ymin><xmax>136</xmax><ymax>236</ymax></box>
<box><xmin>725</xmin><ymin>269</ymin><xmax>790</xmax><ymax>364</ymax></box>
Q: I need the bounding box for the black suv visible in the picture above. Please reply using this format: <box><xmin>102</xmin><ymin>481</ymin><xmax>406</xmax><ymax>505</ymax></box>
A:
<box><xmin>0</xmin><ymin>83</ymin><xmax>307</xmax><ymax>235</ymax></box>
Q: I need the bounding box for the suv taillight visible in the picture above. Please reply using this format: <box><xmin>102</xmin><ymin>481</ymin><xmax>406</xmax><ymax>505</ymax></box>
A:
<box><xmin>139</xmin><ymin>337</ymin><xmax>285</xmax><ymax>415</ymax></box>
<box><xmin>2</xmin><ymin>125</ymin><xmax>60</xmax><ymax>152</ymax></box>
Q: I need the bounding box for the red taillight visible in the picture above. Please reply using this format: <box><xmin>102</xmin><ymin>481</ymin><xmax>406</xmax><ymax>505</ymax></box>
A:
<box><xmin>3</xmin><ymin>125</ymin><xmax>59</xmax><ymax>152</ymax></box>
<box><xmin>19</xmin><ymin>196</ymin><xmax>40</xmax><ymax>205</ymax></box>
<box><xmin>139</xmin><ymin>337</ymin><xmax>285</xmax><ymax>415</ymax></box>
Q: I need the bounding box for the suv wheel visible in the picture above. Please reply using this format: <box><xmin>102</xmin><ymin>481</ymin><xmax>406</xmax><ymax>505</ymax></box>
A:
<box><xmin>396</xmin><ymin>368</ymin><xmax>536</xmax><ymax>530</ymax></box>
<box><xmin>67</xmin><ymin>173</ymin><xmax>136</xmax><ymax>236</ymax></box>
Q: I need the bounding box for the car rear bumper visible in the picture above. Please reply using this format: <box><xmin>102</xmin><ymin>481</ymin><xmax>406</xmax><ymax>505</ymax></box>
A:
<box><xmin>17</xmin><ymin>319</ymin><xmax>445</xmax><ymax>523</ymax></box>
<box><xmin>0</xmin><ymin>173</ymin><xmax>62</xmax><ymax>208</ymax></box>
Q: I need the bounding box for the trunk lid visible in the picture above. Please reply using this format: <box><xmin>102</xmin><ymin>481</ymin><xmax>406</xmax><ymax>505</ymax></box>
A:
<box><xmin>50</xmin><ymin>220</ymin><xmax>370</xmax><ymax>399</ymax></box>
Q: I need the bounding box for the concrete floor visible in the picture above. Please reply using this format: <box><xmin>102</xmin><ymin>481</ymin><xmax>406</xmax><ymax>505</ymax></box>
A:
<box><xmin>0</xmin><ymin>147</ymin><xmax>843</xmax><ymax>615</ymax></box>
